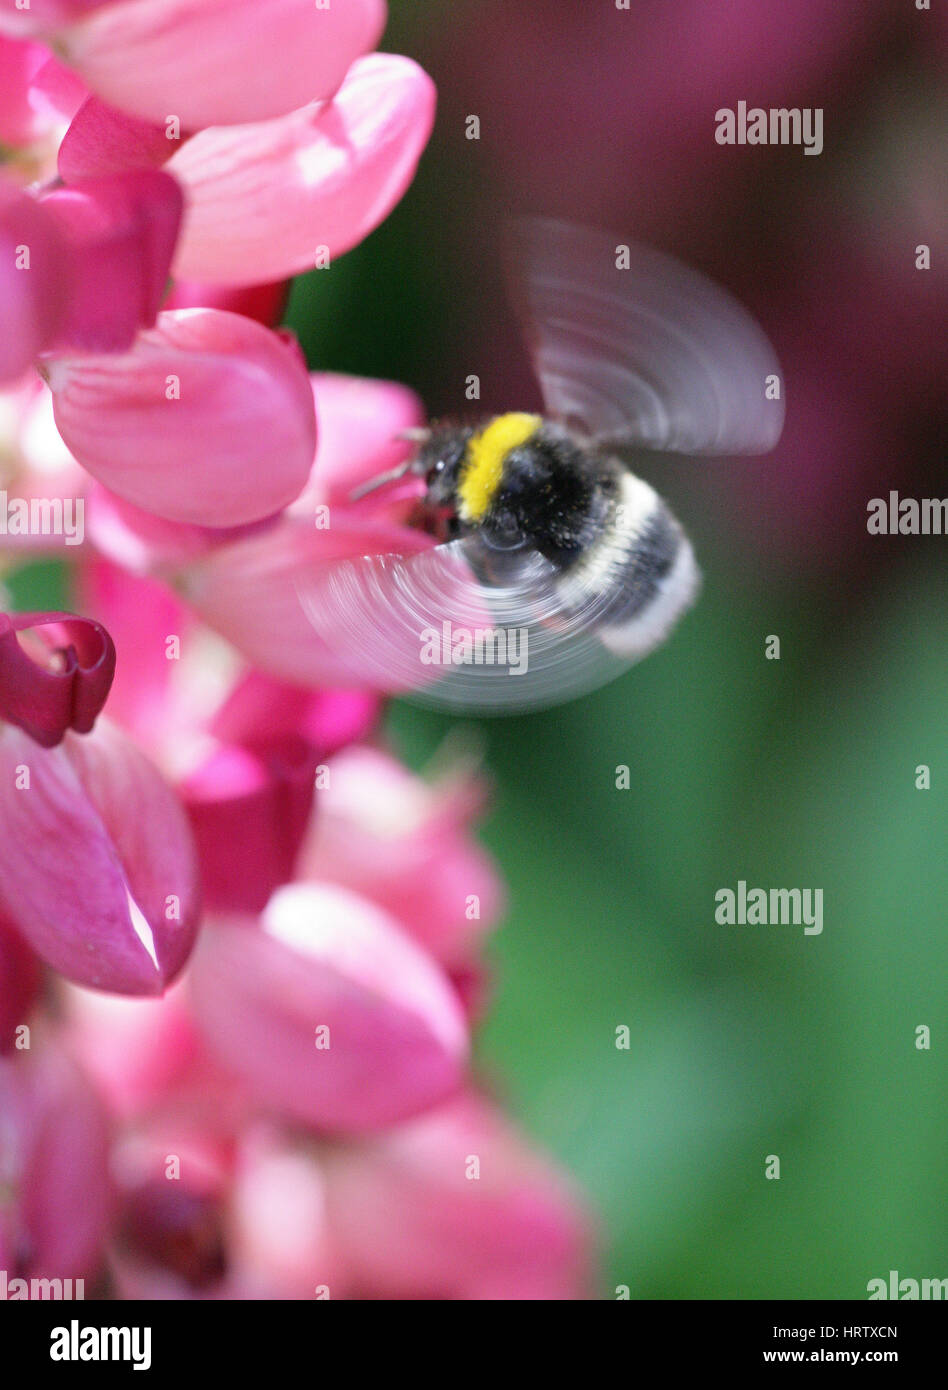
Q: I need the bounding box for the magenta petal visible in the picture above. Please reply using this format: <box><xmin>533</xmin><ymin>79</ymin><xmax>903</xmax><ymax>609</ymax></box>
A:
<box><xmin>165</xmin><ymin>278</ymin><xmax>291</xmax><ymax>330</ymax></box>
<box><xmin>40</xmin><ymin>170</ymin><xmax>183</xmax><ymax>353</ymax></box>
<box><xmin>183</xmin><ymin>738</ymin><xmax>318</xmax><ymax>915</ymax></box>
<box><xmin>0</xmin><ymin>610</ymin><xmax>115</xmax><ymax>748</ymax></box>
<box><xmin>48</xmin><ymin>309</ymin><xmax>316</xmax><ymax>525</ymax></box>
<box><xmin>60</xmin><ymin>0</ymin><xmax>386</xmax><ymax>129</ymax></box>
<box><xmin>170</xmin><ymin>54</ymin><xmax>437</xmax><ymax>285</ymax></box>
<box><xmin>189</xmin><ymin>885</ymin><xmax>468</xmax><ymax>1132</ymax></box>
<box><xmin>210</xmin><ymin>672</ymin><xmax>380</xmax><ymax>758</ymax></box>
<box><xmin>0</xmin><ymin>912</ymin><xmax>41</xmax><ymax>1054</ymax></box>
<box><xmin>0</xmin><ymin>721</ymin><xmax>200</xmax><ymax>994</ymax></box>
<box><xmin>0</xmin><ymin>178</ymin><xmax>68</xmax><ymax>382</ymax></box>
<box><xmin>58</xmin><ymin>95</ymin><xmax>173</xmax><ymax>182</ymax></box>
<box><xmin>0</xmin><ymin>1044</ymin><xmax>111</xmax><ymax>1281</ymax></box>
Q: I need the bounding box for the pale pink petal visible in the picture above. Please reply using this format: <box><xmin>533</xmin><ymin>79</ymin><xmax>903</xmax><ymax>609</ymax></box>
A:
<box><xmin>0</xmin><ymin>720</ymin><xmax>200</xmax><ymax>995</ymax></box>
<box><xmin>85</xmin><ymin>482</ymin><xmax>225</xmax><ymax>572</ymax></box>
<box><xmin>58</xmin><ymin>94</ymin><xmax>172</xmax><ymax>182</ymax></box>
<box><xmin>299</xmin><ymin>745</ymin><xmax>503</xmax><ymax>967</ymax></box>
<box><xmin>40</xmin><ymin>170</ymin><xmax>183</xmax><ymax>353</ymax></box>
<box><xmin>189</xmin><ymin>884</ymin><xmax>469</xmax><ymax>1132</ymax></box>
<box><xmin>47</xmin><ymin>308</ymin><xmax>316</xmax><ymax>525</ymax></box>
<box><xmin>0</xmin><ymin>1</ymin><xmax>106</xmax><ymax>40</ymax></box>
<box><xmin>0</xmin><ymin>178</ymin><xmax>68</xmax><ymax>381</ymax></box>
<box><xmin>228</xmin><ymin>1127</ymin><xmax>341</xmax><ymax>1299</ymax></box>
<box><xmin>179</xmin><ymin>512</ymin><xmax>434</xmax><ymax>686</ymax></box>
<box><xmin>170</xmin><ymin>54</ymin><xmax>436</xmax><ymax>285</ymax></box>
<box><xmin>0</xmin><ymin>1043</ymin><xmax>111</xmax><ymax>1280</ymax></box>
<box><xmin>323</xmin><ymin>1091</ymin><xmax>595</xmax><ymax>1300</ymax></box>
<box><xmin>59</xmin><ymin>980</ymin><xmax>201</xmax><ymax>1115</ymax></box>
<box><xmin>59</xmin><ymin>0</ymin><xmax>386</xmax><ymax>130</ymax></box>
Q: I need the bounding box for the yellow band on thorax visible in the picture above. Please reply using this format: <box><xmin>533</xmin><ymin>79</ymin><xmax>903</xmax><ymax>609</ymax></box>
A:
<box><xmin>457</xmin><ymin>413</ymin><xmax>542</xmax><ymax>522</ymax></box>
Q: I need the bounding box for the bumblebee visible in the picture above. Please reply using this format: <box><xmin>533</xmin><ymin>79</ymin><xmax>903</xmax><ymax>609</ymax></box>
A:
<box><xmin>300</xmin><ymin>219</ymin><xmax>784</xmax><ymax>713</ymax></box>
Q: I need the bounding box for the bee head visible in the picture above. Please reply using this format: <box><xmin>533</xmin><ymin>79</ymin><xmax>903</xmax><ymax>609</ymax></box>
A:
<box><xmin>414</xmin><ymin>426</ymin><xmax>475</xmax><ymax>507</ymax></box>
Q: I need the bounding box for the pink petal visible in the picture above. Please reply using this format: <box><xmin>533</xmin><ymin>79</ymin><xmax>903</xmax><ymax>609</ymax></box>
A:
<box><xmin>60</xmin><ymin>0</ymin><xmax>386</xmax><ymax>130</ymax></box>
<box><xmin>47</xmin><ymin>308</ymin><xmax>316</xmax><ymax>525</ymax></box>
<box><xmin>39</xmin><ymin>170</ymin><xmax>183</xmax><ymax>353</ymax></box>
<box><xmin>58</xmin><ymin>95</ymin><xmax>173</xmax><ymax>182</ymax></box>
<box><xmin>323</xmin><ymin>1091</ymin><xmax>595</xmax><ymax>1300</ymax></box>
<box><xmin>76</xmin><ymin>557</ymin><xmax>190</xmax><ymax>741</ymax></box>
<box><xmin>170</xmin><ymin>54</ymin><xmax>437</xmax><ymax>285</ymax></box>
<box><xmin>60</xmin><ymin>981</ymin><xmax>201</xmax><ymax>1116</ymax></box>
<box><xmin>180</xmin><ymin>512</ymin><xmax>434</xmax><ymax>686</ymax></box>
<box><xmin>0</xmin><ymin>1043</ymin><xmax>111</xmax><ymax>1281</ymax></box>
<box><xmin>189</xmin><ymin>884</ymin><xmax>468</xmax><ymax>1132</ymax></box>
<box><xmin>210</xmin><ymin>673</ymin><xmax>380</xmax><ymax>758</ymax></box>
<box><xmin>0</xmin><ymin>36</ymin><xmax>49</xmax><ymax>146</ymax></box>
<box><xmin>0</xmin><ymin>720</ymin><xmax>200</xmax><ymax>994</ymax></box>
<box><xmin>229</xmin><ymin>1127</ymin><xmax>339</xmax><ymax>1299</ymax></box>
<box><xmin>298</xmin><ymin>745</ymin><xmax>503</xmax><ymax>967</ymax></box>
<box><xmin>298</xmin><ymin>372</ymin><xmax>426</xmax><ymax>511</ymax></box>
<box><xmin>183</xmin><ymin>738</ymin><xmax>318</xmax><ymax>914</ymax></box>
<box><xmin>0</xmin><ymin>911</ymin><xmax>41</xmax><ymax>1054</ymax></box>
<box><xmin>85</xmin><ymin>482</ymin><xmax>225</xmax><ymax>572</ymax></box>
<box><xmin>0</xmin><ymin>178</ymin><xmax>68</xmax><ymax>382</ymax></box>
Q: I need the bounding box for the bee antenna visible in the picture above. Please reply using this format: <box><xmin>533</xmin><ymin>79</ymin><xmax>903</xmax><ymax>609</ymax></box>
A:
<box><xmin>349</xmin><ymin>459</ymin><xmax>415</xmax><ymax>502</ymax></box>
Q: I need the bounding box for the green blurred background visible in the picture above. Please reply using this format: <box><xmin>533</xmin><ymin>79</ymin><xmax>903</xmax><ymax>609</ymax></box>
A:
<box><xmin>285</xmin><ymin>0</ymin><xmax>946</xmax><ymax>1297</ymax></box>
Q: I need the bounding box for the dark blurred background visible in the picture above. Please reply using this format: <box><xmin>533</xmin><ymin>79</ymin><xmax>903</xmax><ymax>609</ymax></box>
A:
<box><xmin>284</xmin><ymin>0</ymin><xmax>948</xmax><ymax>1298</ymax></box>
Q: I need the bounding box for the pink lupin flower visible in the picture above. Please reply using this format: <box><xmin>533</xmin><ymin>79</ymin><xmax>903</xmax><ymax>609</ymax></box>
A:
<box><xmin>188</xmin><ymin>883</ymin><xmax>469</xmax><ymax>1132</ymax></box>
<box><xmin>24</xmin><ymin>0</ymin><xmax>387</xmax><ymax>131</ymax></box>
<box><xmin>46</xmin><ymin>308</ymin><xmax>317</xmax><ymax>526</ymax></box>
<box><xmin>167</xmin><ymin>54</ymin><xmax>437</xmax><ymax>286</ymax></box>
<box><xmin>0</xmin><ymin>1042</ymin><xmax>111</xmax><ymax>1284</ymax></box>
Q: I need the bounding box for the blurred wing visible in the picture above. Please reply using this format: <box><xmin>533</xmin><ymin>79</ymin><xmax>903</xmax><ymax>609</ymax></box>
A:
<box><xmin>505</xmin><ymin>217</ymin><xmax>784</xmax><ymax>455</ymax></box>
<box><xmin>296</xmin><ymin>536</ymin><xmax>639</xmax><ymax>715</ymax></box>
